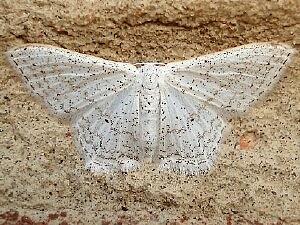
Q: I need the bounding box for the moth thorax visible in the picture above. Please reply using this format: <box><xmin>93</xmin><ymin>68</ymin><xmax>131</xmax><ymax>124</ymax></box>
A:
<box><xmin>139</xmin><ymin>65</ymin><xmax>162</xmax><ymax>158</ymax></box>
<box><xmin>139</xmin><ymin>64</ymin><xmax>165</xmax><ymax>89</ymax></box>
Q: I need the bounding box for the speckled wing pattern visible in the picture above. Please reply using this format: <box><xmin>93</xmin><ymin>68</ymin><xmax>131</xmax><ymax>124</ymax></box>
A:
<box><xmin>158</xmin><ymin>83</ymin><xmax>226</xmax><ymax>174</ymax></box>
<box><xmin>6</xmin><ymin>45</ymin><xmax>142</xmax><ymax>173</ymax></box>
<box><xmin>6</xmin><ymin>43</ymin><xmax>295</xmax><ymax>175</ymax></box>
<box><xmin>158</xmin><ymin>43</ymin><xmax>295</xmax><ymax>174</ymax></box>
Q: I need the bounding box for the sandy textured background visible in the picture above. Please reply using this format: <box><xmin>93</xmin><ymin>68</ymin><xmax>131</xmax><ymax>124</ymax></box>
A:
<box><xmin>0</xmin><ymin>0</ymin><xmax>299</xmax><ymax>224</ymax></box>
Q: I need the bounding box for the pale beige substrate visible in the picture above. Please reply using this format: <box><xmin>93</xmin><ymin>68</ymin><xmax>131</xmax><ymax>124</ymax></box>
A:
<box><xmin>0</xmin><ymin>0</ymin><xmax>299</xmax><ymax>224</ymax></box>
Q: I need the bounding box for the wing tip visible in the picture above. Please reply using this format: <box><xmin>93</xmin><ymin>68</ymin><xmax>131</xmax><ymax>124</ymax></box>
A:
<box><xmin>247</xmin><ymin>42</ymin><xmax>297</xmax><ymax>63</ymax></box>
<box><xmin>4</xmin><ymin>44</ymin><xmax>50</xmax><ymax>74</ymax></box>
<box><xmin>6</xmin><ymin>43</ymin><xmax>60</xmax><ymax>52</ymax></box>
<box><xmin>4</xmin><ymin>48</ymin><xmax>24</xmax><ymax>78</ymax></box>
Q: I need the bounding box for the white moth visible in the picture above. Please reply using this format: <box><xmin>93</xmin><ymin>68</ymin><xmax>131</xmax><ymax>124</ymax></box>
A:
<box><xmin>5</xmin><ymin>43</ymin><xmax>295</xmax><ymax>175</ymax></box>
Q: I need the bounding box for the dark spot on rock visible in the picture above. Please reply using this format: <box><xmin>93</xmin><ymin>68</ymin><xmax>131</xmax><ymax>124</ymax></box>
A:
<box><xmin>0</xmin><ymin>210</ymin><xmax>19</xmax><ymax>221</ymax></box>
<box><xmin>59</xmin><ymin>221</ymin><xmax>68</xmax><ymax>225</ymax></box>
<box><xmin>121</xmin><ymin>206</ymin><xmax>128</xmax><ymax>211</ymax></box>
<box><xmin>60</xmin><ymin>212</ymin><xmax>67</xmax><ymax>217</ymax></box>
<box><xmin>48</xmin><ymin>213</ymin><xmax>59</xmax><ymax>220</ymax></box>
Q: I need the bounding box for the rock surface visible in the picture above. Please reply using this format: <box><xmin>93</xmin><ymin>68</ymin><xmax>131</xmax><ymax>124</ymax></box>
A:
<box><xmin>0</xmin><ymin>0</ymin><xmax>299</xmax><ymax>224</ymax></box>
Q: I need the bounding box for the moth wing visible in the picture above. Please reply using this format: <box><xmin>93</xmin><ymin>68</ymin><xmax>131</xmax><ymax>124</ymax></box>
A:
<box><xmin>6</xmin><ymin>45</ymin><xmax>142</xmax><ymax>173</ymax></box>
<box><xmin>164</xmin><ymin>43</ymin><xmax>295</xmax><ymax>114</ymax></box>
<box><xmin>73</xmin><ymin>82</ymin><xmax>141</xmax><ymax>173</ymax></box>
<box><xmin>6</xmin><ymin>44</ymin><xmax>139</xmax><ymax>118</ymax></box>
<box><xmin>158</xmin><ymin>43</ymin><xmax>295</xmax><ymax>174</ymax></box>
<box><xmin>158</xmin><ymin>83</ymin><xmax>227</xmax><ymax>175</ymax></box>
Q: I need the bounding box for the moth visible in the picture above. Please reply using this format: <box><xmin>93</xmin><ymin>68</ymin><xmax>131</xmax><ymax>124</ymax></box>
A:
<box><xmin>5</xmin><ymin>43</ymin><xmax>295</xmax><ymax>175</ymax></box>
